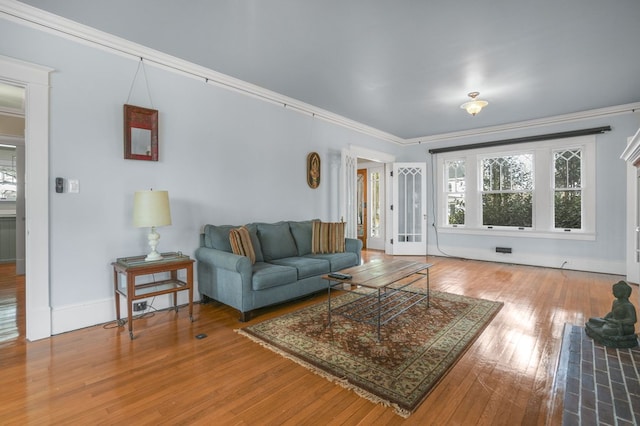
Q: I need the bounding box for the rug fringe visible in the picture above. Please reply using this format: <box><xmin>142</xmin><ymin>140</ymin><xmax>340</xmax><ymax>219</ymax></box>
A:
<box><xmin>235</xmin><ymin>328</ymin><xmax>411</xmax><ymax>418</ymax></box>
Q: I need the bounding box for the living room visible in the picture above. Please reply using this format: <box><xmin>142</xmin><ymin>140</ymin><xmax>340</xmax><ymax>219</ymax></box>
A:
<box><xmin>1</xmin><ymin>1</ymin><xmax>639</xmax><ymax>423</ymax></box>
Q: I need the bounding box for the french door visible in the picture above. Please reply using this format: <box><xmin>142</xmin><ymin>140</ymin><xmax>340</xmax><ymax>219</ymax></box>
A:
<box><xmin>389</xmin><ymin>162</ymin><xmax>427</xmax><ymax>255</ymax></box>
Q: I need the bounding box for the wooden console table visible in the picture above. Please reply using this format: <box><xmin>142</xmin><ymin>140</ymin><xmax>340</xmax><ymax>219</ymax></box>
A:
<box><xmin>112</xmin><ymin>252</ymin><xmax>195</xmax><ymax>339</ymax></box>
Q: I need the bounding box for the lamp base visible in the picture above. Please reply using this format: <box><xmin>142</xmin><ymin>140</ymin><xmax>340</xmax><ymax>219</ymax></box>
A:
<box><xmin>144</xmin><ymin>226</ymin><xmax>163</xmax><ymax>262</ymax></box>
<box><xmin>145</xmin><ymin>251</ymin><xmax>163</xmax><ymax>262</ymax></box>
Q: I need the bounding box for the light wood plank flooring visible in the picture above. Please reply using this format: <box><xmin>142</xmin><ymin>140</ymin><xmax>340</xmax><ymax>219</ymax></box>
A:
<box><xmin>0</xmin><ymin>252</ymin><xmax>625</xmax><ymax>425</ymax></box>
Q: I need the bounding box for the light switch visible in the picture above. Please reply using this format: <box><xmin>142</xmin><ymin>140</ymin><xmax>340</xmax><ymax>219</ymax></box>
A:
<box><xmin>68</xmin><ymin>179</ymin><xmax>79</xmax><ymax>193</ymax></box>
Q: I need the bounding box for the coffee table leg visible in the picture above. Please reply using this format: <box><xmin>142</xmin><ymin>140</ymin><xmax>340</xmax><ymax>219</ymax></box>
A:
<box><xmin>377</xmin><ymin>289</ymin><xmax>381</xmax><ymax>341</ymax></box>
<box><xmin>327</xmin><ymin>283</ymin><xmax>332</xmax><ymax>327</ymax></box>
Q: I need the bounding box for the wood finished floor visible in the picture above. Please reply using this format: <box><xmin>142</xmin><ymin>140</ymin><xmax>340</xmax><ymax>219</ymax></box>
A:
<box><xmin>0</xmin><ymin>252</ymin><xmax>626</xmax><ymax>425</ymax></box>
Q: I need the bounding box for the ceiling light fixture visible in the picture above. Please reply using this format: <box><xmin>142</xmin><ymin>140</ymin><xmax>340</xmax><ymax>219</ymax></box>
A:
<box><xmin>461</xmin><ymin>91</ymin><xmax>488</xmax><ymax>116</ymax></box>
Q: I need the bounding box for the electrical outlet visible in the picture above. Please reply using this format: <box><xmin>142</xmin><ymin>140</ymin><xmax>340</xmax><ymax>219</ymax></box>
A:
<box><xmin>133</xmin><ymin>301</ymin><xmax>147</xmax><ymax>311</ymax></box>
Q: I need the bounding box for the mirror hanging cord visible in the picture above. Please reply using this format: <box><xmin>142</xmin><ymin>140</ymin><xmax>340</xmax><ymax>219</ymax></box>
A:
<box><xmin>126</xmin><ymin>58</ymin><xmax>155</xmax><ymax>109</ymax></box>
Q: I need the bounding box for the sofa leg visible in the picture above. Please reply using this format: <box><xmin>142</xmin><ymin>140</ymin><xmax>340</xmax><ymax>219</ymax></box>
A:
<box><xmin>239</xmin><ymin>311</ymin><xmax>252</xmax><ymax>322</ymax></box>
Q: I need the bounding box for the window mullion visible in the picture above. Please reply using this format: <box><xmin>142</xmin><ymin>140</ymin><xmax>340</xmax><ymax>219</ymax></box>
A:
<box><xmin>535</xmin><ymin>148</ymin><xmax>551</xmax><ymax>231</ymax></box>
<box><xmin>467</xmin><ymin>156</ymin><xmax>480</xmax><ymax>227</ymax></box>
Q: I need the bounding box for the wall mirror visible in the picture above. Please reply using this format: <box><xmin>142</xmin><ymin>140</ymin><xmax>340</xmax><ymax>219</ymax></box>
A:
<box><xmin>124</xmin><ymin>104</ymin><xmax>158</xmax><ymax>161</ymax></box>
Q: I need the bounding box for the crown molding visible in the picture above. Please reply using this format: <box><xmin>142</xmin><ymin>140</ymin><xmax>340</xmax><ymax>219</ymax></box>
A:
<box><xmin>620</xmin><ymin>126</ymin><xmax>640</xmax><ymax>164</ymax></box>
<box><xmin>0</xmin><ymin>0</ymin><xmax>405</xmax><ymax>145</ymax></box>
<box><xmin>407</xmin><ymin>102</ymin><xmax>640</xmax><ymax>146</ymax></box>
<box><xmin>1</xmin><ymin>0</ymin><xmax>638</xmax><ymax>148</ymax></box>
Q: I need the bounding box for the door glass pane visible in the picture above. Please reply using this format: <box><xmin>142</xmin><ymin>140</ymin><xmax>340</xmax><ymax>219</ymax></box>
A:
<box><xmin>397</xmin><ymin>167</ymin><xmax>422</xmax><ymax>242</ymax></box>
<box><xmin>370</xmin><ymin>171</ymin><xmax>380</xmax><ymax>238</ymax></box>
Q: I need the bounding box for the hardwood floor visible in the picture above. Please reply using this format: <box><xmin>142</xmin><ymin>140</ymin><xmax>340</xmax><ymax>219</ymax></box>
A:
<box><xmin>0</xmin><ymin>252</ymin><xmax>625</xmax><ymax>425</ymax></box>
<box><xmin>0</xmin><ymin>263</ymin><xmax>24</xmax><ymax>342</ymax></box>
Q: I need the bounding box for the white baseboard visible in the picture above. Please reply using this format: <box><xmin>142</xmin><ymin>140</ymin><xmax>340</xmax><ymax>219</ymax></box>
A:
<box><xmin>427</xmin><ymin>244</ymin><xmax>625</xmax><ymax>275</ymax></box>
<box><xmin>51</xmin><ymin>286</ymin><xmax>201</xmax><ymax>335</ymax></box>
<box><xmin>26</xmin><ymin>305</ymin><xmax>53</xmax><ymax>341</ymax></box>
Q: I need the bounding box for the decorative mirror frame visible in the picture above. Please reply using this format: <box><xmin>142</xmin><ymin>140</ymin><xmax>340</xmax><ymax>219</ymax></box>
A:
<box><xmin>307</xmin><ymin>152</ymin><xmax>320</xmax><ymax>188</ymax></box>
<box><xmin>124</xmin><ymin>104</ymin><xmax>158</xmax><ymax>161</ymax></box>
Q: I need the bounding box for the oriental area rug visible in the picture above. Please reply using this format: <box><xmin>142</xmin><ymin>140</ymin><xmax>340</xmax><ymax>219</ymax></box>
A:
<box><xmin>237</xmin><ymin>288</ymin><xmax>503</xmax><ymax>417</ymax></box>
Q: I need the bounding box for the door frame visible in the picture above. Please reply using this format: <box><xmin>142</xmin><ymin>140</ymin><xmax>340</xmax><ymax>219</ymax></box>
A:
<box><xmin>386</xmin><ymin>162</ymin><xmax>428</xmax><ymax>256</ymax></box>
<box><xmin>1</xmin><ymin>55</ymin><xmax>52</xmax><ymax>341</ymax></box>
<box><xmin>340</xmin><ymin>146</ymin><xmax>395</xmax><ymax>242</ymax></box>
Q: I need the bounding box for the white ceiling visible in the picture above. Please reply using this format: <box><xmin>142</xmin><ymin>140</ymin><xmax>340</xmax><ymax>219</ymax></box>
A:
<box><xmin>17</xmin><ymin>0</ymin><xmax>640</xmax><ymax>141</ymax></box>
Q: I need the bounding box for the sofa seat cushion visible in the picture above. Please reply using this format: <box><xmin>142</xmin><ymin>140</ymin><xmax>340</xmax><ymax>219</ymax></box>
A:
<box><xmin>305</xmin><ymin>252</ymin><xmax>359</xmax><ymax>272</ymax></box>
<box><xmin>251</xmin><ymin>262</ymin><xmax>298</xmax><ymax>291</ymax></box>
<box><xmin>270</xmin><ymin>257</ymin><xmax>330</xmax><ymax>280</ymax></box>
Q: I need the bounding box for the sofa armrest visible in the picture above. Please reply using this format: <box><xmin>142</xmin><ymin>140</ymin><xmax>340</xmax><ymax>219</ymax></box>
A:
<box><xmin>345</xmin><ymin>238</ymin><xmax>363</xmax><ymax>264</ymax></box>
<box><xmin>196</xmin><ymin>246</ymin><xmax>251</xmax><ymax>273</ymax></box>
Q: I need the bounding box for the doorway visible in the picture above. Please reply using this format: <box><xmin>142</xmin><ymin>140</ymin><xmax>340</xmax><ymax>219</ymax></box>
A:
<box><xmin>357</xmin><ymin>169</ymin><xmax>367</xmax><ymax>249</ymax></box>
<box><xmin>0</xmin><ymin>55</ymin><xmax>52</xmax><ymax>341</ymax></box>
<box><xmin>0</xmin><ymin>82</ymin><xmax>26</xmax><ymax>342</ymax></box>
<box><xmin>341</xmin><ymin>147</ymin><xmax>393</xmax><ymax>250</ymax></box>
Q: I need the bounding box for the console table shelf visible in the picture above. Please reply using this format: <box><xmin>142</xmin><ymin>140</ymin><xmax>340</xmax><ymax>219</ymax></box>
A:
<box><xmin>112</xmin><ymin>252</ymin><xmax>194</xmax><ymax>339</ymax></box>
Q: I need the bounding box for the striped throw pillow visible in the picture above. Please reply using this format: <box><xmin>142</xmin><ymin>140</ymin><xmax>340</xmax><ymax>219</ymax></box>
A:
<box><xmin>311</xmin><ymin>221</ymin><xmax>346</xmax><ymax>254</ymax></box>
<box><xmin>229</xmin><ymin>226</ymin><xmax>256</xmax><ymax>264</ymax></box>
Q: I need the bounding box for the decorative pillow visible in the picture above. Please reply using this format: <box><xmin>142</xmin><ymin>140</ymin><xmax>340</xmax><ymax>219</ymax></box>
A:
<box><xmin>229</xmin><ymin>226</ymin><xmax>256</xmax><ymax>264</ymax></box>
<box><xmin>311</xmin><ymin>221</ymin><xmax>346</xmax><ymax>254</ymax></box>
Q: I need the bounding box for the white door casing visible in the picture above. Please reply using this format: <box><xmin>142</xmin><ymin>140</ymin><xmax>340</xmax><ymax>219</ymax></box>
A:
<box><xmin>0</xmin><ymin>54</ymin><xmax>52</xmax><ymax>341</ymax></box>
<box><xmin>341</xmin><ymin>146</ymin><xmax>395</xmax><ymax>242</ymax></box>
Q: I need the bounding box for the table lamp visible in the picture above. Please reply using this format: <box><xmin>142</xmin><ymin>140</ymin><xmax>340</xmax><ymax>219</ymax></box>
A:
<box><xmin>133</xmin><ymin>189</ymin><xmax>172</xmax><ymax>261</ymax></box>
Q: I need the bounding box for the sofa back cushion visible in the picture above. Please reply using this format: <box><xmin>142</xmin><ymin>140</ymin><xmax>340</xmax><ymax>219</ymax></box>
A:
<box><xmin>256</xmin><ymin>222</ymin><xmax>298</xmax><ymax>262</ymax></box>
<box><xmin>289</xmin><ymin>220</ymin><xmax>314</xmax><ymax>256</ymax></box>
<box><xmin>204</xmin><ymin>223</ymin><xmax>264</xmax><ymax>262</ymax></box>
<box><xmin>203</xmin><ymin>224</ymin><xmax>235</xmax><ymax>252</ymax></box>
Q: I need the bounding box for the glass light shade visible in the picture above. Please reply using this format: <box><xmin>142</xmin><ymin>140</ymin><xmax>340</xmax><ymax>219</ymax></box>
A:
<box><xmin>461</xmin><ymin>99</ymin><xmax>489</xmax><ymax>116</ymax></box>
<box><xmin>133</xmin><ymin>190</ymin><xmax>172</xmax><ymax>227</ymax></box>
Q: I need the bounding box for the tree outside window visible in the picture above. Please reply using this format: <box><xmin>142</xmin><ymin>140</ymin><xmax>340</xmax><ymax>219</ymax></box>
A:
<box><xmin>481</xmin><ymin>154</ymin><xmax>533</xmax><ymax>227</ymax></box>
<box><xmin>554</xmin><ymin>149</ymin><xmax>582</xmax><ymax>229</ymax></box>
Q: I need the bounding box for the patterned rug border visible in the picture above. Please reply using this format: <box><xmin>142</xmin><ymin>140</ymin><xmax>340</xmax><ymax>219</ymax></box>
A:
<box><xmin>236</xmin><ymin>289</ymin><xmax>503</xmax><ymax>418</ymax></box>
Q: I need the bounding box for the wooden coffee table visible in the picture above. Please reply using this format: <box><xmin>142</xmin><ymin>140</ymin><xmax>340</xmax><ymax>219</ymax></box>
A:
<box><xmin>322</xmin><ymin>259</ymin><xmax>433</xmax><ymax>340</ymax></box>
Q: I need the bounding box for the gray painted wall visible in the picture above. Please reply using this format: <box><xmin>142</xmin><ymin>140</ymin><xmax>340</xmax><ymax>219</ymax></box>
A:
<box><xmin>401</xmin><ymin>113</ymin><xmax>640</xmax><ymax>273</ymax></box>
<box><xmin>1</xmin><ymin>16</ymin><xmax>639</xmax><ymax>333</ymax></box>
<box><xmin>0</xmin><ymin>19</ymin><xmax>399</xmax><ymax>315</ymax></box>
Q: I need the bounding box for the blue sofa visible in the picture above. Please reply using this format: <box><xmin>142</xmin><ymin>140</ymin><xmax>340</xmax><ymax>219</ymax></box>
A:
<box><xmin>196</xmin><ymin>220</ymin><xmax>363</xmax><ymax>321</ymax></box>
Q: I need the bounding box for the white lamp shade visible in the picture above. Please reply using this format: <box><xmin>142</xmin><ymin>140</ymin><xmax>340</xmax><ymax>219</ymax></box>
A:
<box><xmin>133</xmin><ymin>190</ymin><xmax>172</xmax><ymax>228</ymax></box>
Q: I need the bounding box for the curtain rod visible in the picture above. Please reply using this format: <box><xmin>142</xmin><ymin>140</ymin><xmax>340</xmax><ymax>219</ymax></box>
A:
<box><xmin>428</xmin><ymin>126</ymin><xmax>611</xmax><ymax>154</ymax></box>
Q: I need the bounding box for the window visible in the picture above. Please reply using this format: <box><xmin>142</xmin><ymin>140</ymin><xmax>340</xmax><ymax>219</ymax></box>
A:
<box><xmin>445</xmin><ymin>160</ymin><xmax>465</xmax><ymax>225</ymax></box>
<box><xmin>436</xmin><ymin>136</ymin><xmax>595</xmax><ymax>240</ymax></box>
<box><xmin>554</xmin><ymin>149</ymin><xmax>582</xmax><ymax>229</ymax></box>
<box><xmin>481</xmin><ymin>154</ymin><xmax>533</xmax><ymax>227</ymax></box>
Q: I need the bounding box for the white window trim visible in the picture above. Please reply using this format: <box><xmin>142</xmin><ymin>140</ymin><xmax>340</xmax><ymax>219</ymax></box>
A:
<box><xmin>435</xmin><ymin>135</ymin><xmax>596</xmax><ymax>240</ymax></box>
